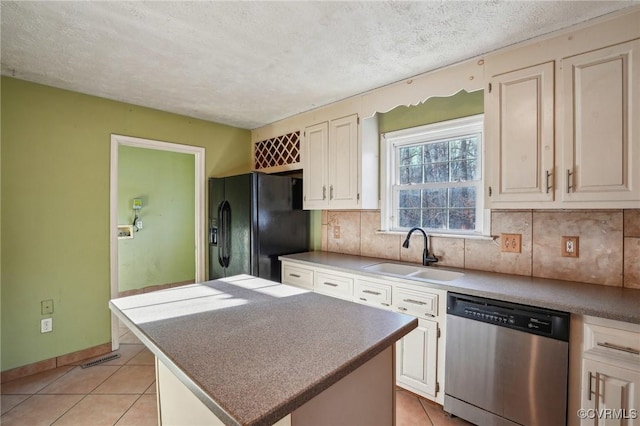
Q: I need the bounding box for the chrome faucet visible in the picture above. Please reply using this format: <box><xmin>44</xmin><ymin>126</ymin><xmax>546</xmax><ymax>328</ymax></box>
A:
<box><xmin>402</xmin><ymin>227</ymin><xmax>438</xmax><ymax>266</ymax></box>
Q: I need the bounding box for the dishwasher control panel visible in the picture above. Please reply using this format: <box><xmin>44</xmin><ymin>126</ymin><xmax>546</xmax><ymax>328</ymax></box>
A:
<box><xmin>448</xmin><ymin>293</ymin><xmax>569</xmax><ymax>341</ymax></box>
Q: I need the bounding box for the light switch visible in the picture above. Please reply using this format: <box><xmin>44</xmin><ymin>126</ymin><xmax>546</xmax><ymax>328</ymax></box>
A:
<box><xmin>501</xmin><ymin>234</ymin><xmax>522</xmax><ymax>253</ymax></box>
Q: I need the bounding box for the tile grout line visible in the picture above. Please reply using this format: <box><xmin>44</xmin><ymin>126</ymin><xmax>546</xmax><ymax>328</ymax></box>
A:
<box><xmin>49</xmin><ymin>392</ymin><xmax>91</xmax><ymax>425</ymax></box>
<box><xmin>417</xmin><ymin>396</ymin><xmax>436</xmax><ymax>426</ymax></box>
<box><xmin>111</xmin><ymin>392</ymin><xmax>147</xmax><ymax>426</ymax></box>
<box><xmin>47</xmin><ymin>363</ymin><xmax>128</xmax><ymax>426</ymax></box>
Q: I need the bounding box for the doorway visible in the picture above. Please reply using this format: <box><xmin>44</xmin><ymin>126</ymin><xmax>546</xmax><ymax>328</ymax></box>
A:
<box><xmin>109</xmin><ymin>134</ymin><xmax>205</xmax><ymax>349</ymax></box>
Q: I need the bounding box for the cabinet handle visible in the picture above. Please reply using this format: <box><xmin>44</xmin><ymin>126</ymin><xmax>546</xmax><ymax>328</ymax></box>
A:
<box><xmin>363</xmin><ymin>290</ymin><xmax>381</xmax><ymax>296</ymax></box>
<box><xmin>545</xmin><ymin>170</ymin><xmax>552</xmax><ymax>194</ymax></box>
<box><xmin>330</xmin><ymin>185</ymin><xmax>334</xmax><ymax>200</ymax></box>
<box><xmin>322</xmin><ymin>186</ymin><xmax>326</xmax><ymax>200</ymax></box>
<box><xmin>587</xmin><ymin>371</ymin><xmax>595</xmax><ymax>401</ymax></box>
<box><xmin>398</xmin><ymin>307</ymin><xmax>408</xmax><ymax>312</ymax></box>
<box><xmin>381</xmin><ymin>303</ymin><xmax>390</xmax><ymax>307</ymax></box>
<box><xmin>597</xmin><ymin>342</ymin><xmax>640</xmax><ymax>355</ymax></box>
<box><xmin>359</xmin><ymin>297</ymin><xmax>367</xmax><ymax>301</ymax></box>
<box><xmin>566</xmin><ymin>169</ymin><xmax>573</xmax><ymax>193</ymax></box>
<box><xmin>323</xmin><ymin>281</ymin><xmax>338</xmax><ymax>287</ymax></box>
<box><xmin>403</xmin><ymin>298</ymin><xmax>427</xmax><ymax>306</ymax></box>
<box><xmin>289</xmin><ymin>273</ymin><xmax>301</xmax><ymax>278</ymax></box>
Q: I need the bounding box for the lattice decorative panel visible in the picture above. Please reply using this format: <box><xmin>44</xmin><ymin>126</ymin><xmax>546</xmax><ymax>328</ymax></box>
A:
<box><xmin>254</xmin><ymin>131</ymin><xmax>301</xmax><ymax>170</ymax></box>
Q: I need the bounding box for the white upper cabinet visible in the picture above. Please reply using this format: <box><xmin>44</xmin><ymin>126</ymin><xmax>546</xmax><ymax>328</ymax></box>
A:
<box><xmin>328</xmin><ymin>115</ymin><xmax>359</xmax><ymax>209</ymax></box>
<box><xmin>486</xmin><ymin>61</ymin><xmax>555</xmax><ymax>204</ymax></box>
<box><xmin>485</xmin><ymin>10</ymin><xmax>640</xmax><ymax>209</ymax></box>
<box><xmin>561</xmin><ymin>39</ymin><xmax>640</xmax><ymax>204</ymax></box>
<box><xmin>302</xmin><ymin>121</ymin><xmax>330</xmax><ymax>209</ymax></box>
<box><xmin>303</xmin><ymin>113</ymin><xmax>379</xmax><ymax>210</ymax></box>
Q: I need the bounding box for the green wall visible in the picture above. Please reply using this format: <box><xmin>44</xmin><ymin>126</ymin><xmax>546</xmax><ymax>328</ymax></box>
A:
<box><xmin>378</xmin><ymin>90</ymin><xmax>484</xmax><ymax>133</ymax></box>
<box><xmin>118</xmin><ymin>146</ymin><xmax>195</xmax><ymax>292</ymax></box>
<box><xmin>1</xmin><ymin>77</ymin><xmax>251</xmax><ymax>371</ymax></box>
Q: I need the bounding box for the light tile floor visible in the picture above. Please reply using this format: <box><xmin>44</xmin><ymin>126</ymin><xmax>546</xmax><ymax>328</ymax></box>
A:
<box><xmin>0</xmin><ymin>331</ymin><xmax>156</xmax><ymax>426</ymax></box>
<box><xmin>1</xmin><ymin>330</ymin><xmax>472</xmax><ymax>426</ymax></box>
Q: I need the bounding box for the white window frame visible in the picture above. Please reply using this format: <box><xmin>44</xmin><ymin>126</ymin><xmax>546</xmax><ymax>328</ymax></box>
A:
<box><xmin>380</xmin><ymin>114</ymin><xmax>488</xmax><ymax>236</ymax></box>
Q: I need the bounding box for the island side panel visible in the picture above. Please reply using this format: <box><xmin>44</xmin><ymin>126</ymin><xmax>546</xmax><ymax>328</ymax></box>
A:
<box><xmin>156</xmin><ymin>357</ymin><xmax>293</xmax><ymax>426</ymax></box>
<box><xmin>156</xmin><ymin>357</ymin><xmax>226</xmax><ymax>426</ymax></box>
<box><xmin>291</xmin><ymin>345</ymin><xmax>395</xmax><ymax>426</ymax></box>
<box><xmin>156</xmin><ymin>347</ymin><xmax>394</xmax><ymax>426</ymax></box>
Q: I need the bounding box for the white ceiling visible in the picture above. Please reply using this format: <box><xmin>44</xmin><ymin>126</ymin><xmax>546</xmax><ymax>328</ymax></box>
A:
<box><xmin>1</xmin><ymin>1</ymin><xmax>637</xmax><ymax>129</ymax></box>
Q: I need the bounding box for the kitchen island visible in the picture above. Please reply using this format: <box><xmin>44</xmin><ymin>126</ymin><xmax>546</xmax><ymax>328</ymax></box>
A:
<box><xmin>109</xmin><ymin>274</ymin><xmax>417</xmax><ymax>426</ymax></box>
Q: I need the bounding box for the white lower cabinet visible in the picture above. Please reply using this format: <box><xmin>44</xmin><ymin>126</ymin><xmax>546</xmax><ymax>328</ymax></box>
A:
<box><xmin>280</xmin><ymin>260</ymin><xmax>446</xmax><ymax>404</ymax></box>
<box><xmin>581</xmin><ymin>359</ymin><xmax>640</xmax><ymax>426</ymax></box>
<box><xmin>314</xmin><ymin>270</ymin><xmax>354</xmax><ymax>301</ymax></box>
<box><xmin>579</xmin><ymin>317</ymin><xmax>640</xmax><ymax>426</ymax></box>
<box><xmin>282</xmin><ymin>263</ymin><xmax>314</xmax><ymax>290</ymax></box>
<box><xmin>355</xmin><ymin>277</ymin><xmax>392</xmax><ymax>309</ymax></box>
<box><xmin>393</xmin><ymin>285</ymin><xmax>445</xmax><ymax>403</ymax></box>
<box><xmin>396</xmin><ymin>318</ymin><xmax>439</xmax><ymax>398</ymax></box>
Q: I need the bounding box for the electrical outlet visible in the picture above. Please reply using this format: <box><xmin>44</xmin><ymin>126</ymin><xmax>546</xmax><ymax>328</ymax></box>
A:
<box><xmin>41</xmin><ymin>299</ymin><xmax>54</xmax><ymax>315</ymax></box>
<box><xmin>41</xmin><ymin>318</ymin><xmax>53</xmax><ymax>333</ymax></box>
<box><xmin>333</xmin><ymin>226</ymin><xmax>340</xmax><ymax>239</ymax></box>
<box><xmin>562</xmin><ymin>236</ymin><xmax>579</xmax><ymax>258</ymax></box>
<box><xmin>501</xmin><ymin>233</ymin><xmax>522</xmax><ymax>253</ymax></box>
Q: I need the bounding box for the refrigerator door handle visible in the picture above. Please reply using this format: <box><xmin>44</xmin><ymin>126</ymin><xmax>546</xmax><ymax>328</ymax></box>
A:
<box><xmin>216</xmin><ymin>201</ymin><xmax>226</xmax><ymax>268</ymax></box>
<box><xmin>221</xmin><ymin>200</ymin><xmax>231</xmax><ymax>268</ymax></box>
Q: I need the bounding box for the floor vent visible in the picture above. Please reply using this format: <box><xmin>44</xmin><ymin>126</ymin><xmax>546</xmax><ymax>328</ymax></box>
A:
<box><xmin>81</xmin><ymin>352</ymin><xmax>120</xmax><ymax>368</ymax></box>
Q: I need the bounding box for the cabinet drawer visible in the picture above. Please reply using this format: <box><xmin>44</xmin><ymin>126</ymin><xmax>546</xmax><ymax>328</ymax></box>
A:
<box><xmin>584</xmin><ymin>322</ymin><xmax>640</xmax><ymax>365</ymax></box>
<box><xmin>355</xmin><ymin>278</ymin><xmax>392</xmax><ymax>308</ymax></box>
<box><xmin>282</xmin><ymin>264</ymin><xmax>314</xmax><ymax>290</ymax></box>
<box><xmin>314</xmin><ymin>272</ymin><xmax>353</xmax><ymax>300</ymax></box>
<box><xmin>394</xmin><ymin>287</ymin><xmax>438</xmax><ymax>319</ymax></box>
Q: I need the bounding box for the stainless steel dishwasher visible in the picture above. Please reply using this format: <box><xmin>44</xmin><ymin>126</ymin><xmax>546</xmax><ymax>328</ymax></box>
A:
<box><xmin>444</xmin><ymin>293</ymin><xmax>570</xmax><ymax>426</ymax></box>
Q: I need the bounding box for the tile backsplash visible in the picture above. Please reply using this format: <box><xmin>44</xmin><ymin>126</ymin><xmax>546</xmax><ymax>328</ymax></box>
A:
<box><xmin>321</xmin><ymin>209</ymin><xmax>640</xmax><ymax>289</ymax></box>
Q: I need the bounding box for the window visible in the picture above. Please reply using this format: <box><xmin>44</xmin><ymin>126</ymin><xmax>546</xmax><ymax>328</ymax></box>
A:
<box><xmin>381</xmin><ymin>114</ymin><xmax>485</xmax><ymax>235</ymax></box>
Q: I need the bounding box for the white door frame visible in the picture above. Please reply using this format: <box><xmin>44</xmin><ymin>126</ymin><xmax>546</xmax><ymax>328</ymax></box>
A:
<box><xmin>109</xmin><ymin>134</ymin><xmax>206</xmax><ymax>350</ymax></box>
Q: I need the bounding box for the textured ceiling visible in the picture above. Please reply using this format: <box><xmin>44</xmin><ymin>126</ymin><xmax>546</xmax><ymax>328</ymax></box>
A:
<box><xmin>1</xmin><ymin>1</ymin><xmax>637</xmax><ymax>129</ymax></box>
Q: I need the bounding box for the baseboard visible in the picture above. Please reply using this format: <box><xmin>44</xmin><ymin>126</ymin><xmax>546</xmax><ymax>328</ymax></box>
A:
<box><xmin>0</xmin><ymin>342</ymin><xmax>112</xmax><ymax>384</ymax></box>
<box><xmin>118</xmin><ymin>279</ymin><xmax>195</xmax><ymax>298</ymax></box>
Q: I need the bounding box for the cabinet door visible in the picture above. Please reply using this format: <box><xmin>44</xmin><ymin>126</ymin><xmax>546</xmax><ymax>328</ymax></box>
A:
<box><xmin>486</xmin><ymin>62</ymin><xmax>555</xmax><ymax>205</ymax></box>
<box><xmin>581</xmin><ymin>358</ymin><xmax>640</xmax><ymax>426</ymax></box>
<box><xmin>328</xmin><ymin>114</ymin><xmax>359</xmax><ymax>209</ymax></box>
<box><xmin>562</xmin><ymin>39</ymin><xmax>640</xmax><ymax>204</ymax></box>
<box><xmin>303</xmin><ymin>122</ymin><xmax>329</xmax><ymax>209</ymax></box>
<box><xmin>396</xmin><ymin>318</ymin><xmax>438</xmax><ymax>398</ymax></box>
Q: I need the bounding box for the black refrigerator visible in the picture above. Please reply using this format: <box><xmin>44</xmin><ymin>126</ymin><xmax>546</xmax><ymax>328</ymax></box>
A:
<box><xmin>208</xmin><ymin>172</ymin><xmax>309</xmax><ymax>282</ymax></box>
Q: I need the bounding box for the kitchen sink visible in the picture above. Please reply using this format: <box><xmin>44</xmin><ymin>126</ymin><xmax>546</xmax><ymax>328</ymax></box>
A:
<box><xmin>363</xmin><ymin>263</ymin><xmax>421</xmax><ymax>275</ymax></box>
<box><xmin>363</xmin><ymin>262</ymin><xmax>464</xmax><ymax>282</ymax></box>
<box><xmin>407</xmin><ymin>268</ymin><xmax>464</xmax><ymax>282</ymax></box>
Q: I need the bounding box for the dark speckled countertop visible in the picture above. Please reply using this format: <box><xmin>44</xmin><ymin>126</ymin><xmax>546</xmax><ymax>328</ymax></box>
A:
<box><xmin>109</xmin><ymin>274</ymin><xmax>417</xmax><ymax>426</ymax></box>
<box><xmin>280</xmin><ymin>251</ymin><xmax>640</xmax><ymax>325</ymax></box>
